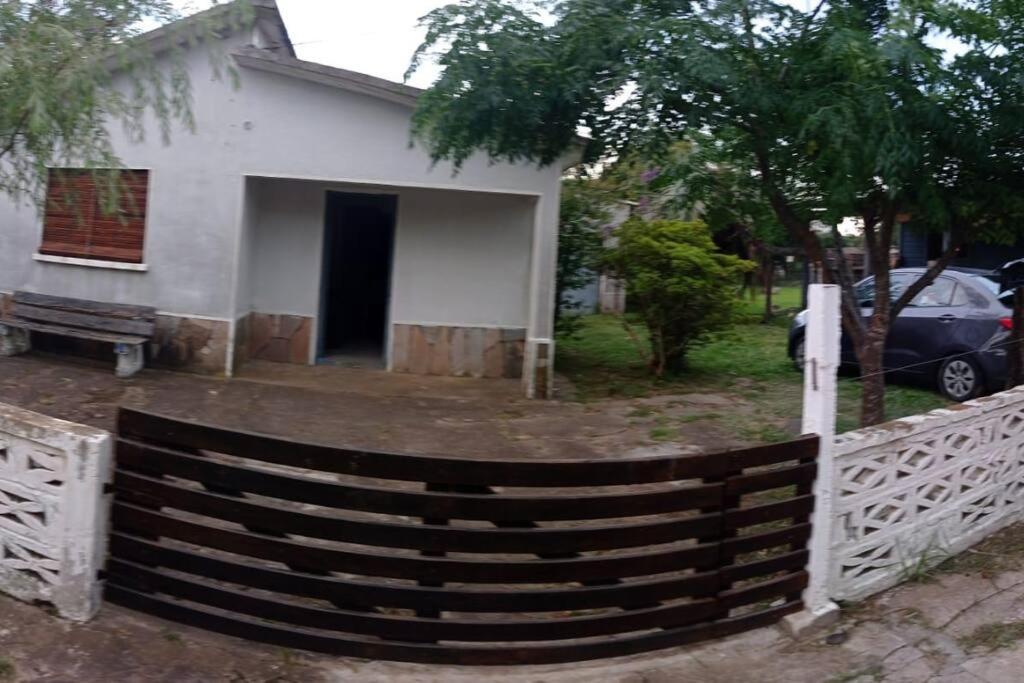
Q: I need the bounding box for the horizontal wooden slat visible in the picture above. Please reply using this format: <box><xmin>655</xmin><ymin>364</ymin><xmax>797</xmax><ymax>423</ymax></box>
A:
<box><xmin>104</xmin><ymin>584</ymin><xmax>803</xmax><ymax>665</ymax></box>
<box><xmin>106</xmin><ymin>559</ymin><xmax>726</xmax><ymax>642</ymax></box>
<box><xmin>720</xmin><ymin>549</ymin><xmax>810</xmax><ymax>584</ymax></box>
<box><xmin>109</xmin><ymin>533</ymin><xmax>721</xmax><ymax>612</ymax></box>
<box><xmin>720</xmin><ymin>436</ymin><xmax>819</xmax><ymax>469</ymax></box>
<box><xmin>722</xmin><ymin>523</ymin><xmax>812</xmax><ymax>557</ymax></box>
<box><xmin>718</xmin><ymin>571</ymin><xmax>808</xmax><ymax>609</ymax></box>
<box><xmin>13</xmin><ymin>292</ymin><xmax>156</xmax><ymax>320</ymax></box>
<box><xmin>119</xmin><ymin>409</ymin><xmax>813</xmax><ymax>486</ymax></box>
<box><xmin>12</xmin><ymin>303</ymin><xmax>154</xmax><ymax>337</ymax></box>
<box><xmin>3</xmin><ymin>319</ymin><xmax>146</xmax><ymax>345</ymax></box>
<box><xmin>113</xmin><ymin>470</ymin><xmax>721</xmax><ymax>554</ymax></box>
<box><xmin>115</xmin><ymin>439</ymin><xmax>724</xmax><ymax>520</ymax></box>
<box><xmin>725</xmin><ymin>495</ymin><xmax>815</xmax><ymax>529</ymax></box>
<box><xmin>725</xmin><ymin>462</ymin><xmax>818</xmax><ymax>496</ymax></box>
<box><xmin>111</xmin><ymin>503</ymin><xmax>719</xmax><ymax>583</ymax></box>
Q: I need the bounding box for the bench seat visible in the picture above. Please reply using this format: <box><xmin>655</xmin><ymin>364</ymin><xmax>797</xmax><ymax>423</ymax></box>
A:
<box><xmin>0</xmin><ymin>291</ymin><xmax>157</xmax><ymax>377</ymax></box>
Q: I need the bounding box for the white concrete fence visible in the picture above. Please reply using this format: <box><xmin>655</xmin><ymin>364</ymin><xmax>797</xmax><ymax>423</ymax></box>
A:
<box><xmin>0</xmin><ymin>286</ymin><xmax>1022</xmax><ymax>633</ymax></box>
<box><xmin>800</xmin><ymin>284</ymin><xmax>1024</xmax><ymax>621</ymax></box>
<box><xmin>0</xmin><ymin>403</ymin><xmax>111</xmax><ymax>621</ymax></box>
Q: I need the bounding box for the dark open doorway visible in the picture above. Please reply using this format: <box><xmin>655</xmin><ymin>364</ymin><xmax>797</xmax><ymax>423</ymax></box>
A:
<box><xmin>319</xmin><ymin>191</ymin><xmax>396</xmax><ymax>364</ymax></box>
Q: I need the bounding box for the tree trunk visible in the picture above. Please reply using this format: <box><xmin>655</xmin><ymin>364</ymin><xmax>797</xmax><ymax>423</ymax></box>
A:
<box><xmin>1008</xmin><ymin>287</ymin><xmax>1024</xmax><ymax>389</ymax></box>
<box><xmin>857</xmin><ymin>326</ymin><xmax>888</xmax><ymax>426</ymax></box>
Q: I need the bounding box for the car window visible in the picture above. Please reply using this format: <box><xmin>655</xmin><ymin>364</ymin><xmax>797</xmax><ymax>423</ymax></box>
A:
<box><xmin>972</xmin><ymin>275</ymin><xmax>1000</xmax><ymax>295</ymax></box>
<box><xmin>911</xmin><ymin>277</ymin><xmax>956</xmax><ymax>307</ymax></box>
<box><xmin>856</xmin><ymin>273</ymin><xmax>915</xmax><ymax>305</ymax></box>
<box><xmin>950</xmin><ymin>284</ymin><xmax>969</xmax><ymax>307</ymax></box>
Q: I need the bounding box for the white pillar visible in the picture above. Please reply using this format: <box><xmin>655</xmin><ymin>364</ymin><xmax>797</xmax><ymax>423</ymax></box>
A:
<box><xmin>523</xmin><ymin>186</ymin><xmax>560</xmax><ymax>399</ymax></box>
<box><xmin>783</xmin><ymin>283</ymin><xmax>842</xmax><ymax>637</ymax></box>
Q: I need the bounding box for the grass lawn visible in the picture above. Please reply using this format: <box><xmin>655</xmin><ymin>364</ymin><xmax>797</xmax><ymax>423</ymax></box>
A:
<box><xmin>556</xmin><ymin>286</ymin><xmax>948</xmax><ymax>442</ymax></box>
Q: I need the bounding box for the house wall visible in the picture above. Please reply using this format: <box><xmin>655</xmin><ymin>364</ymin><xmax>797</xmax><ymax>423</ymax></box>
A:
<box><xmin>237</xmin><ymin>177</ymin><xmax>535</xmax><ymax>374</ymax></box>
<box><xmin>0</xmin><ymin>23</ymin><xmax>562</xmax><ymax>380</ymax></box>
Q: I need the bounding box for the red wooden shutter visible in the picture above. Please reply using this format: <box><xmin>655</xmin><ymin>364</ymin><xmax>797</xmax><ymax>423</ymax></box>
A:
<box><xmin>40</xmin><ymin>169</ymin><xmax>149</xmax><ymax>264</ymax></box>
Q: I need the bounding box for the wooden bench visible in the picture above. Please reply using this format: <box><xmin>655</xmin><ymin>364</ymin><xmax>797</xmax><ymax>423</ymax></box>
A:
<box><xmin>0</xmin><ymin>292</ymin><xmax>157</xmax><ymax>378</ymax></box>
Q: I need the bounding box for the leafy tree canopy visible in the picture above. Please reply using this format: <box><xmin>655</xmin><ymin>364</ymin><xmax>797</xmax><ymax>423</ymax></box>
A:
<box><xmin>410</xmin><ymin>0</ymin><xmax>1024</xmax><ymax>425</ymax></box>
<box><xmin>0</xmin><ymin>0</ymin><xmax>251</xmax><ymax>200</ymax></box>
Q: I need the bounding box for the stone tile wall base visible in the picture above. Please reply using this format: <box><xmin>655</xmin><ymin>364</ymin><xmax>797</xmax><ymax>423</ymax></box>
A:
<box><xmin>241</xmin><ymin>313</ymin><xmax>313</xmax><ymax>365</ymax></box>
<box><xmin>391</xmin><ymin>324</ymin><xmax>525</xmax><ymax>379</ymax></box>
<box><xmin>150</xmin><ymin>316</ymin><xmax>230</xmax><ymax>375</ymax></box>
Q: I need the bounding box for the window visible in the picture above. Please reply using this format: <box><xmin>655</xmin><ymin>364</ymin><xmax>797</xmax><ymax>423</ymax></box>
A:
<box><xmin>855</xmin><ymin>273</ymin><xmax>915</xmax><ymax>305</ymax></box>
<box><xmin>910</xmin><ymin>277</ymin><xmax>956</xmax><ymax>307</ymax></box>
<box><xmin>40</xmin><ymin>168</ymin><xmax>149</xmax><ymax>264</ymax></box>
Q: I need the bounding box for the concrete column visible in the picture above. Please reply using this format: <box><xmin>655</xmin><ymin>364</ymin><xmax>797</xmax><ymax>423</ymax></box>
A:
<box><xmin>783</xmin><ymin>283</ymin><xmax>842</xmax><ymax>638</ymax></box>
<box><xmin>523</xmin><ymin>188</ymin><xmax>560</xmax><ymax>399</ymax></box>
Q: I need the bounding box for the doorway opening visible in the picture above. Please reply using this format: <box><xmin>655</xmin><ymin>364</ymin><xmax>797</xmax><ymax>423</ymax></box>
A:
<box><xmin>319</xmin><ymin>191</ymin><xmax>397</xmax><ymax>366</ymax></box>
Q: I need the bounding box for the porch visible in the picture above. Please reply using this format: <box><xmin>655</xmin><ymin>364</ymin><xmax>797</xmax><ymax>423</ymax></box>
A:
<box><xmin>232</xmin><ymin>176</ymin><xmax>556</xmax><ymax>396</ymax></box>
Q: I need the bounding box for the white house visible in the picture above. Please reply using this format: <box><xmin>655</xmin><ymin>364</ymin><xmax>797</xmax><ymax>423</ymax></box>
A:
<box><xmin>0</xmin><ymin>1</ymin><xmax>569</xmax><ymax>397</ymax></box>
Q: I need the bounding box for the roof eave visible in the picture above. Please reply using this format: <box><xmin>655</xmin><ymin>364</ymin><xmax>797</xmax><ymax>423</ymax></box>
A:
<box><xmin>233</xmin><ymin>46</ymin><xmax>423</xmax><ymax>108</ymax></box>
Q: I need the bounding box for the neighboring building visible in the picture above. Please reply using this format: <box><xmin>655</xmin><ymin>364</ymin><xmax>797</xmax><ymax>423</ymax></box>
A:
<box><xmin>0</xmin><ymin>1</ymin><xmax>572</xmax><ymax>397</ymax></box>
<box><xmin>561</xmin><ymin>201</ymin><xmax>633</xmax><ymax>315</ymax></box>
<box><xmin>900</xmin><ymin>225</ymin><xmax>1024</xmax><ymax>271</ymax></box>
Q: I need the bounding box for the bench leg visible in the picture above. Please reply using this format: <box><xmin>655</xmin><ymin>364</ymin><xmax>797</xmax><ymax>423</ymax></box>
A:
<box><xmin>0</xmin><ymin>325</ymin><xmax>30</xmax><ymax>357</ymax></box>
<box><xmin>114</xmin><ymin>343</ymin><xmax>144</xmax><ymax>378</ymax></box>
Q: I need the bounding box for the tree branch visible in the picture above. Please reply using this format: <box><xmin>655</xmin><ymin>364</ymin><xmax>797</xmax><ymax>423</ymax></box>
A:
<box><xmin>891</xmin><ymin>237</ymin><xmax>963</xmax><ymax>319</ymax></box>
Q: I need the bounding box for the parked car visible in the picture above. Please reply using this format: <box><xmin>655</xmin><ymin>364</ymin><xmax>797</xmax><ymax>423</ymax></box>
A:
<box><xmin>788</xmin><ymin>268</ymin><xmax>1010</xmax><ymax>402</ymax></box>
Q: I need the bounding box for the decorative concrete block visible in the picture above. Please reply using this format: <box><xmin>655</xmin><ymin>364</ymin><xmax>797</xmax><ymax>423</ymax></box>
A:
<box><xmin>830</xmin><ymin>386</ymin><xmax>1024</xmax><ymax>602</ymax></box>
<box><xmin>0</xmin><ymin>402</ymin><xmax>111</xmax><ymax>621</ymax></box>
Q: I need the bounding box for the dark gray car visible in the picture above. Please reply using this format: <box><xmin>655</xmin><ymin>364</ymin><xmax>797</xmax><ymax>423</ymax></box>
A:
<box><xmin>788</xmin><ymin>268</ymin><xmax>1011</xmax><ymax>401</ymax></box>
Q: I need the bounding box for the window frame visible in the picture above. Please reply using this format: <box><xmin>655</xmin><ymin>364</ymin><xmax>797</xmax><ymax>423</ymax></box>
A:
<box><xmin>37</xmin><ymin>167</ymin><xmax>152</xmax><ymax>266</ymax></box>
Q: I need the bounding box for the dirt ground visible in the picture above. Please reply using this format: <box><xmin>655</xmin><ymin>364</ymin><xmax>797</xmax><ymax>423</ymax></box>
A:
<box><xmin>0</xmin><ymin>352</ymin><xmax>765</xmax><ymax>458</ymax></box>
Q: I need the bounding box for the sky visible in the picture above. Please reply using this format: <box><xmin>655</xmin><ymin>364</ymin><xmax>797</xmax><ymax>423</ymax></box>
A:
<box><xmin>171</xmin><ymin>0</ymin><xmax>448</xmax><ymax>88</ymax></box>
<box><xmin>275</xmin><ymin>0</ymin><xmax>446</xmax><ymax>88</ymax></box>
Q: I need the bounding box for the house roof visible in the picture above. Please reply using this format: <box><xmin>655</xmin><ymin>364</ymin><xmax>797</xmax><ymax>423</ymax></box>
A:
<box><xmin>126</xmin><ymin>0</ymin><xmax>294</xmax><ymax>59</ymax></box>
<box><xmin>132</xmin><ymin>0</ymin><xmax>420</xmax><ymax>108</ymax></box>
<box><xmin>233</xmin><ymin>46</ymin><xmax>424</xmax><ymax>108</ymax></box>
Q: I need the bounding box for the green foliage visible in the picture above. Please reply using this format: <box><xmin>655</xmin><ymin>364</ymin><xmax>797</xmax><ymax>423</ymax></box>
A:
<box><xmin>604</xmin><ymin>218</ymin><xmax>752</xmax><ymax>376</ymax></box>
<box><xmin>409</xmin><ymin>0</ymin><xmax>1024</xmax><ymax>426</ymax></box>
<box><xmin>410</xmin><ymin>0</ymin><xmax>1024</xmax><ymax>232</ymax></box>
<box><xmin>0</xmin><ymin>0</ymin><xmax>252</xmax><ymax>202</ymax></box>
<box><xmin>556</xmin><ymin>177</ymin><xmax>610</xmax><ymax>335</ymax></box>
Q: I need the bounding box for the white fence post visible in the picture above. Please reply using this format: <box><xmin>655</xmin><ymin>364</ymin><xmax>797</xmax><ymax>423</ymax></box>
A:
<box><xmin>783</xmin><ymin>283</ymin><xmax>842</xmax><ymax>636</ymax></box>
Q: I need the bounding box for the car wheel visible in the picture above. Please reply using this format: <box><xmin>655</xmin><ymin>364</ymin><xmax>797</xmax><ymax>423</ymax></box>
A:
<box><xmin>939</xmin><ymin>357</ymin><xmax>983</xmax><ymax>402</ymax></box>
<box><xmin>793</xmin><ymin>338</ymin><xmax>806</xmax><ymax>372</ymax></box>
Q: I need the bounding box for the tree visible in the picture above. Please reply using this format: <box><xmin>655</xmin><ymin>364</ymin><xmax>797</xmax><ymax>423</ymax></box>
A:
<box><xmin>0</xmin><ymin>0</ymin><xmax>250</xmax><ymax>202</ymax></box>
<box><xmin>556</xmin><ymin>177</ymin><xmax>609</xmax><ymax>335</ymax></box>
<box><xmin>604</xmin><ymin>217</ymin><xmax>751</xmax><ymax>376</ymax></box>
<box><xmin>409</xmin><ymin>0</ymin><xmax>1024</xmax><ymax>426</ymax></box>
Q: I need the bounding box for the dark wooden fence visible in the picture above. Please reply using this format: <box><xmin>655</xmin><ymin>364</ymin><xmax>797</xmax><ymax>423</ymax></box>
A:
<box><xmin>105</xmin><ymin>408</ymin><xmax>819</xmax><ymax>665</ymax></box>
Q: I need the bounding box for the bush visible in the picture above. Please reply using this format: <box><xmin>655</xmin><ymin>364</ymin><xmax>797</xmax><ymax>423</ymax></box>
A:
<box><xmin>604</xmin><ymin>218</ymin><xmax>752</xmax><ymax>376</ymax></box>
